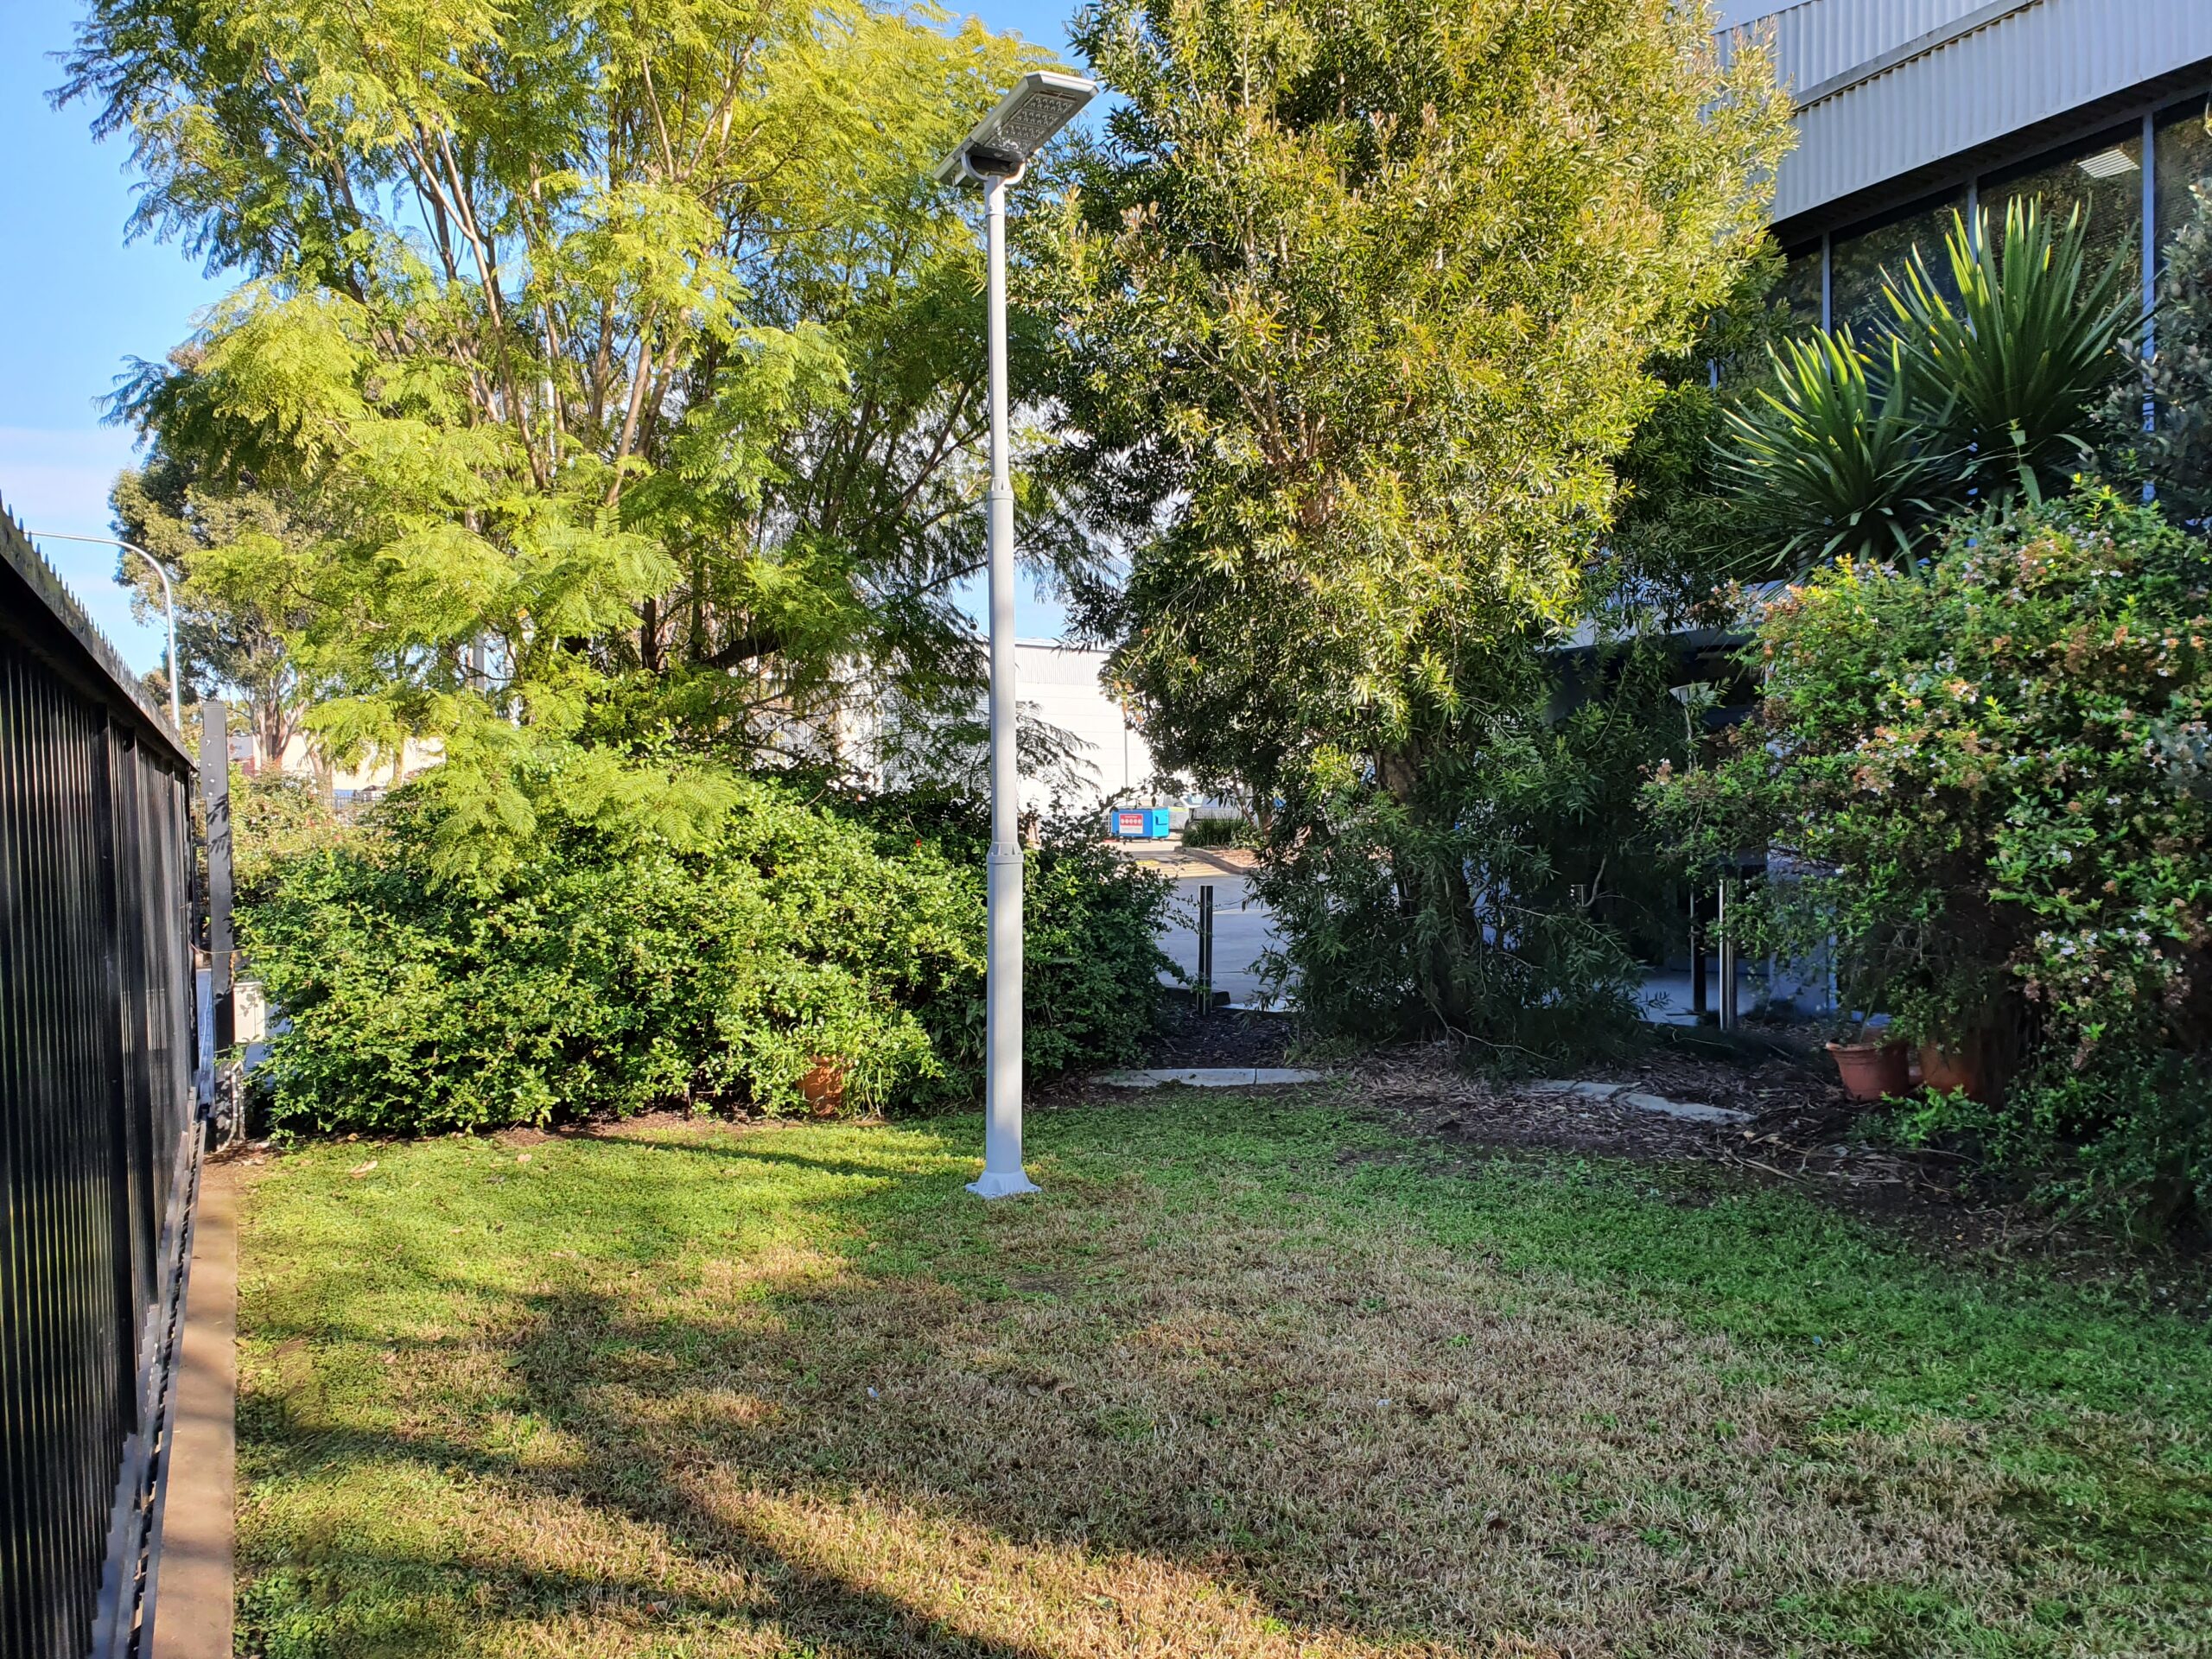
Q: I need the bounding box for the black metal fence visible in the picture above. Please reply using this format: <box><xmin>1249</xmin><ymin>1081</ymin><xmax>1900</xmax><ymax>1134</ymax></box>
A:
<box><xmin>1</xmin><ymin>504</ymin><xmax>202</xmax><ymax>1659</ymax></box>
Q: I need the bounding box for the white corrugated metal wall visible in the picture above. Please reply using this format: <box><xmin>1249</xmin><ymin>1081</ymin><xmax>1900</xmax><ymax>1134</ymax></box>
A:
<box><xmin>1720</xmin><ymin>0</ymin><xmax>2212</xmax><ymax>226</ymax></box>
<box><xmin>1720</xmin><ymin>0</ymin><xmax>1993</xmax><ymax>105</ymax></box>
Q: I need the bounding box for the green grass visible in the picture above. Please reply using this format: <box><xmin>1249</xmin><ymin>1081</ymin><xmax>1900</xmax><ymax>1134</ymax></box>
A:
<box><xmin>234</xmin><ymin>1090</ymin><xmax>2212</xmax><ymax>1657</ymax></box>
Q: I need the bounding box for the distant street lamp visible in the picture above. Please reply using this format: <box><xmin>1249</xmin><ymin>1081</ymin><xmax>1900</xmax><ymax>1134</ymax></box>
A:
<box><xmin>34</xmin><ymin>531</ymin><xmax>184</xmax><ymax>733</ymax></box>
<box><xmin>934</xmin><ymin>71</ymin><xmax>1097</xmax><ymax>1198</ymax></box>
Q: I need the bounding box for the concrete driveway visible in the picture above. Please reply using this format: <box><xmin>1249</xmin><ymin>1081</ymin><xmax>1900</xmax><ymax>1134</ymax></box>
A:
<box><xmin>1114</xmin><ymin>842</ymin><xmax>1288</xmax><ymax>1007</ymax></box>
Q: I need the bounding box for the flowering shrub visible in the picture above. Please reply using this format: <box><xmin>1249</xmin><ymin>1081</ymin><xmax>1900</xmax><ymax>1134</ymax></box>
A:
<box><xmin>1653</xmin><ymin>487</ymin><xmax>2212</xmax><ymax>1224</ymax></box>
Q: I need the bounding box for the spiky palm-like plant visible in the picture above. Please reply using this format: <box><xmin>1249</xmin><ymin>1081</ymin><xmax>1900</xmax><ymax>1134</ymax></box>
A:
<box><xmin>1892</xmin><ymin>199</ymin><xmax>2140</xmax><ymax>505</ymax></box>
<box><xmin>1722</xmin><ymin>200</ymin><xmax>2139</xmax><ymax>575</ymax></box>
<box><xmin>1721</xmin><ymin>329</ymin><xmax>1951</xmax><ymax>569</ymax></box>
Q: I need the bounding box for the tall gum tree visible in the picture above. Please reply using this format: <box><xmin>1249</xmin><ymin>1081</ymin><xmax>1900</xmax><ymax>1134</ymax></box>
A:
<box><xmin>1039</xmin><ymin>0</ymin><xmax>1792</xmax><ymax>1039</ymax></box>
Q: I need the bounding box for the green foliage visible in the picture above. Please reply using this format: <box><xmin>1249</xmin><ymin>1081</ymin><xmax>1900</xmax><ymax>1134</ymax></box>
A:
<box><xmin>241</xmin><ymin>773</ymin><xmax>1173</xmax><ymax>1135</ymax></box>
<box><xmin>1723</xmin><ymin>330</ymin><xmax>1949</xmax><ymax>567</ymax></box>
<box><xmin>1725</xmin><ymin>201</ymin><xmax>2139</xmax><ymax>574</ymax></box>
<box><xmin>1898</xmin><ymin>201</ymin><xmax>2139</xmax><ymax>501</ymax></box>
<box><xmin>1178</xmin><ymin>814</ymin><xmax>1247</xmax><ymax>849</ymax></box>
<box><xmin>1258</xmin><ymin>640</ymin><xmax>1696</xmax><ymax>1058</ymax></box>
<box><xmin>2104</xmin><ymin>170</ymin><xmax>2212</xmax><ymax>529</ymax></box>
<box><xmin>114</xmin><ymin>470</ymin><xmax>327</xmax><ymax>766</ymax></box>
<box><xmin>1604</xmin><ymin>239</ymin><xmax>1796</xmax><ymax>607</ymax></box>
<box><xmin>1652</xmin><ymin>488</ymin><xmax>2212</xmax><ymax>1224</ymax></box>
<box><xmin>227</xmin><ymin>766</ymin><xmax>346</xmax><ymax>904</ymax></box>
<box><xmin>1046</xmin><ymin>0</ymin><xmax>1791</xmax><ymax>1046</ymax></box>
<box><xmin>68</xmin><ymin>0</ymin><xmax>1089</xmax><ymax>832</ymax></box>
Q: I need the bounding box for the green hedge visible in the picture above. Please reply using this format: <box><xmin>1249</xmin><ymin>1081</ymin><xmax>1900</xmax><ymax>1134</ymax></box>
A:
<box><xmin>1179</xmin><ymin>813</ymin><xmax>1249</xmax><ymax>849</ymax></box>
<box><xmin>242</xmin><ymin>779</ymin><xmax>1173</xmax><ymax>1134</ymax></box>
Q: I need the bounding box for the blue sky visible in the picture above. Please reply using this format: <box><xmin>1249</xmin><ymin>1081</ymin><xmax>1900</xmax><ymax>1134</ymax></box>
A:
<box><xmin>1</xmin><ymin>0</ymin><xmax>1084</xmax><ymax>673</ymax></box>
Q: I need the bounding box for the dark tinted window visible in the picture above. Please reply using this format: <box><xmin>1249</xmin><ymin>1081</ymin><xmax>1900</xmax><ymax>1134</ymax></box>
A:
<box><xmin>1776</xmin><ymin>248</ymin><xmax>1823</xmax><ymax>329</ymax></box>
<box><xmin>1828</xmin><ymin>194</ymin><xmax>1965</xmax><ymax>340</ymax></box>
<box><xmin>1986</xmin><ymin>128</ymin><xmax>2143</xmax><ymax>298</ymax></box>
<box><xmin>2156</xmin><ymin>100</ymin><xmax>2212</xmax><ymax>262</ymax></box>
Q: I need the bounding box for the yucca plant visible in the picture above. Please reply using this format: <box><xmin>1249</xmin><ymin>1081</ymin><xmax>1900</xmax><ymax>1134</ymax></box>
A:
<box><xmin>1891</xmin><ymin>199</ymin><xmax>2140</xmax><ymax>506</ymax></box>
<box><xmin>1722</xmin><ymin>197</ymin><xmax>2139</xmax><ymax>575</ymax></box>
<box><xmin>1721</xmin><ymin>329</ymin><xmax>1952</xmax><ymax>569</ymax></box>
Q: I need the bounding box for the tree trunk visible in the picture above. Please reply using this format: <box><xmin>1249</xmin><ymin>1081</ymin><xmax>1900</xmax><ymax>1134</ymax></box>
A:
<box><xmin>1378</xmin><ymin>742</ymin><xmax>1481</xmax><ymax>1033</ymax></box>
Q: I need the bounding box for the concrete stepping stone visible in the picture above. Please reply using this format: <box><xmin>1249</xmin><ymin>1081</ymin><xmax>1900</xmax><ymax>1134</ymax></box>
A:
<box><xmin>1516</xmin><ymin>1079</ymin><xmax>1751</xmax><ymax>1126</ymax></box>
<box><xmin>1618</xmin><ymin>1091</ymin><xmax>1751</xmax><ymax>1125</ymax></box>
<box><xmin>1098</xmin><ymin>1066</ymin><xmax>1325</xmax><ymax>1089</ymax></box>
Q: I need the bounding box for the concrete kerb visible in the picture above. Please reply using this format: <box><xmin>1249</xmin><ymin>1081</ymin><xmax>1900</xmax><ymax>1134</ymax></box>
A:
<box><xmin>149</xmin><ymin>1162</ymin><xmax>237</xmax><ymax>1659</ymax></box>
<box><xmin>1098</xmin><ymin>1067</ymin><xmax>1326</xmax><ymax>1090</ymax></box>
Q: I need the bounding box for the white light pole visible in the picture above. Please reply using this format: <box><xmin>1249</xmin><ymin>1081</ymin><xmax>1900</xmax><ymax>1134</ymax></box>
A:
<box><xmin>934</xmin><ymin>71</ymin><xmax>1096</xmax><ymax>1198</ymax></box>
<box><xmin>34</xmin><ymin>531</ymin><xmax>185</xmax><ymax>734</ymax></box>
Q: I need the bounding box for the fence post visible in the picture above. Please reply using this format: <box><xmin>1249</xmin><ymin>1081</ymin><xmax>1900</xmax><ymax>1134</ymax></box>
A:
<box><xmin>1688</xmin><ymin>887</ymin><xmax>1708</xmax><ymax>1021</ymax></box>
<box><xmin>1717</xmin><ymin>877</ymin><xmax>1740</xmax><ymax>1032</ymax></box>
<box><xmin>200</xmin><ymin>702</ymin><xmax>233</xmax><ymax>1056</ymax></box>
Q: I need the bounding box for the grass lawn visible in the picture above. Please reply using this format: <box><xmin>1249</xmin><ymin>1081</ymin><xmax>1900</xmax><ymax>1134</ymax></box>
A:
<box><xmin>234</xmin><ymin>1088</ymin><xmax>2211</xmax><ymax>1658</ymax></box>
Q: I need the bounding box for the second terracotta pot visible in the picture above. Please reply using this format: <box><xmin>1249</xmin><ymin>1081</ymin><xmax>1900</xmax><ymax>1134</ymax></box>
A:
<box><xmin>1919</xmin><ymin>1040</ymin><xmax>1996</xmax><ymax>1104</ymax></box>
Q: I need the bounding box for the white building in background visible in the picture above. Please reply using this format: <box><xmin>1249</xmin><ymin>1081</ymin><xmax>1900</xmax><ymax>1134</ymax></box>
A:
<box><xmin>837</xmin><ymin>639</ymin><xmax>1164</xmax><ymax>815</ymax></box>
<box><xmin>229</xmin><ymin>728</ymin><xmax>445</xmax><ymax>800</ymax></box>
<box><xmin>1719</xmin><ymin>0</ymin><xmax>2212</xmax><ymax>329</ymax></box>
<box><xmin>1008</xmin><ymin>639</ymin><xmax>1157</xmax><ymax>812</ymax></box>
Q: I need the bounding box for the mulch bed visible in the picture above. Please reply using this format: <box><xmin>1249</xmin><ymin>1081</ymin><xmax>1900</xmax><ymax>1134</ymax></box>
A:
<box><xmin>1341</xmin><ymin>1033</ymin><xmax>2212</xmax><ymax>1281</ymax></box>
<box><xmin>1144</xmin><ymin>1001</ymin><xmax>1296</xmax><ymax>1069</ymax></box>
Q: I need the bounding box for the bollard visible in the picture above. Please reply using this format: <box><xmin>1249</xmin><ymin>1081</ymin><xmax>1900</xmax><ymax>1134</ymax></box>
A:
<box><xmin>1717</xmin><ymin>878</ymin><xmax>1740</xmax><ymax>1031</ymax></box>
<box><xmin>1688</xmin><ymin>887</ymin><xmax>1708</xmax><ymax>1022</ymax></box>
<box><xmin>1197</xmin><ymin>882</ymin><xmax>1214</xmax><ymax>1014</ymax></box>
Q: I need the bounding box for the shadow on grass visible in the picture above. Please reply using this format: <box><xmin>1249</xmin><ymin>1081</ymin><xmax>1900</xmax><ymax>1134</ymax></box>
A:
<box><xmin>237</xmin><ymin>1107</ymin><xmax>2212</xmax><ymax>1658</ymax></box>
<box><xmin>241</xmin><ymin>1349</ymin><xmax>1068</xmax><ymax>1659</ymax></box>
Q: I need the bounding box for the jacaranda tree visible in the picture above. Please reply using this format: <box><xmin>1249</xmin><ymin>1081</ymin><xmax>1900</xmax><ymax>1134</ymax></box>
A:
<box><xmin>67</xmin><ymin>0</ymin><xmax>1084</xmax><ymax>875</ymax></box>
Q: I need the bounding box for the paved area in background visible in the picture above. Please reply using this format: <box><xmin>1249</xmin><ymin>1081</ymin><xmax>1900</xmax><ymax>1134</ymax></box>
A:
<box><xmin>150</xmin><ymin>1162</ymin><xmax>236</xmax><ymax>1659</ymax></box>
<box><xmin>1637</xmin><ymin>967</ymin><xmax>1759</xmax><ymax>1027</ymax></box>
<box><xmin>1121</xmin><ymin>840</ymin><xmax>1779</xmax><ymax>1026</ymax></box>
<box><xmin>1113</xmin><ymin>842</ymin><xmax>1287</xmax><ymax>1007</ymax></box>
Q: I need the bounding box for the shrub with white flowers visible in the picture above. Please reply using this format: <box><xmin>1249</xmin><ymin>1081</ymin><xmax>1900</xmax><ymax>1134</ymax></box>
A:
<box><xmin>1652</xmin><ymin>486</ymin><xmax>2212</xmax><ymax>1228</ymax></box>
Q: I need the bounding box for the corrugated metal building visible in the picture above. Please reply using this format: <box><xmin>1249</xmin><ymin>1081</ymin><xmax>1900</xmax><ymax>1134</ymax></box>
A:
<box><xmin>1719</xmin><ymin>0</ymin><xmax>2212</xmax><ymax>335</ymax></box>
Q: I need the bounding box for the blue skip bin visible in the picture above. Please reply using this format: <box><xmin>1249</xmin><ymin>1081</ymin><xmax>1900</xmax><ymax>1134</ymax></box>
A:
<box><xmin>1109</xmin><ymin>805</ymin><xmax>1173</xmax><ymax>839</ymax></box>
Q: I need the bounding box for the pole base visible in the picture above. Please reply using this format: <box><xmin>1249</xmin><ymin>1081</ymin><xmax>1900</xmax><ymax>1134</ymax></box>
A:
<box><xmin>966</xmin><ymin>1168</ymin><xmax>1040</xmax><ymax>1199</ymax></box>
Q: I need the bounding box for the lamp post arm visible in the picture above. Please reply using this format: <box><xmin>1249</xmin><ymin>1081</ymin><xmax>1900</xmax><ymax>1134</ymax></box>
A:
<box><xmin>30</xmin><ymin>531</ymin><xmax>185</xmax><ymax>734</ymax></box>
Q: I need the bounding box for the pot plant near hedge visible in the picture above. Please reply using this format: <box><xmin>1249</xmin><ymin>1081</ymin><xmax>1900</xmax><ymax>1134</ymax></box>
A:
<box><xmin>1652</xmin><ymin>487</ymin><xmax>2212</xmax><ymax>1226</ymax></box>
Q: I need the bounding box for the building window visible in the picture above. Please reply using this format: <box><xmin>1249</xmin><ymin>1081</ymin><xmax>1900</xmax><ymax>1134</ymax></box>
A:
<box><xmin>1775</xmin><ymin>248</ymin><xmax>1823</xmax><ymax>330</ymax></box>
<box><xmin>2156</xmin><ymin>99</ymin><xmax>2212</xmax><ymax>259</ymax></box>
<box><xmin>1827</xmin><ymin>193</ymin><xmax>1966</xmax><ymax>340</ymax></box>
<box><xmin>1984</xmin><ymin>126</ymin><xmax>2144</xmax><ymax>296</ymax></box>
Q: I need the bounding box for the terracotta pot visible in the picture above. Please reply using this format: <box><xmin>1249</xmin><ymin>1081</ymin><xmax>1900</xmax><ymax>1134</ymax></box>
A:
<box><xmin>1919</xmin><ymin>1039</ymin><xmax>1997</xmax><ymax>1104</ymax></box>
<box><xmin>1827</xmin><ymin>1039</ymin><xmax>1911</xmax><ymax>1101</ymax></box>
<box><xmin>800</xmin><ymin>1056</ymin><xmax>847</xmax><ymax>1116</ymax></box>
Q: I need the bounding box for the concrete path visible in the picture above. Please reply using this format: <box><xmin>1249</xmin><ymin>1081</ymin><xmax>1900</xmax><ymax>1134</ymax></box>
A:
<box><xmin>1152</xmin><ymin>871</ymin><xmax>1285</xmax><ymax>1007</ymax></box>
<box><xmin>1109</xmin><ymin>842</ymin><xmax>1290</xmax><ymax>1007</ymax></box>
<box><xmin>1637</xmin><ymin>966</ymin><xmax>1758</xmax><ymax>1027</ymax></box>
<box><xmin>150</xmin><ymin>1162</ymin><xmax>236</xmax><ymax>1659</ymax></box>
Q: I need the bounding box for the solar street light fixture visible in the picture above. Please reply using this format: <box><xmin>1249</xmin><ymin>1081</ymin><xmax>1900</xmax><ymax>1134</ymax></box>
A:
<box><xmin>933</xmin><ymin>69</ymin><xmax>1096</xmax><ymax>1199</ymax></box>
<box><xmin>931</xmin><ymin>72</ymin><xmax>1096</xmax><ymax>187</ymax></box>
